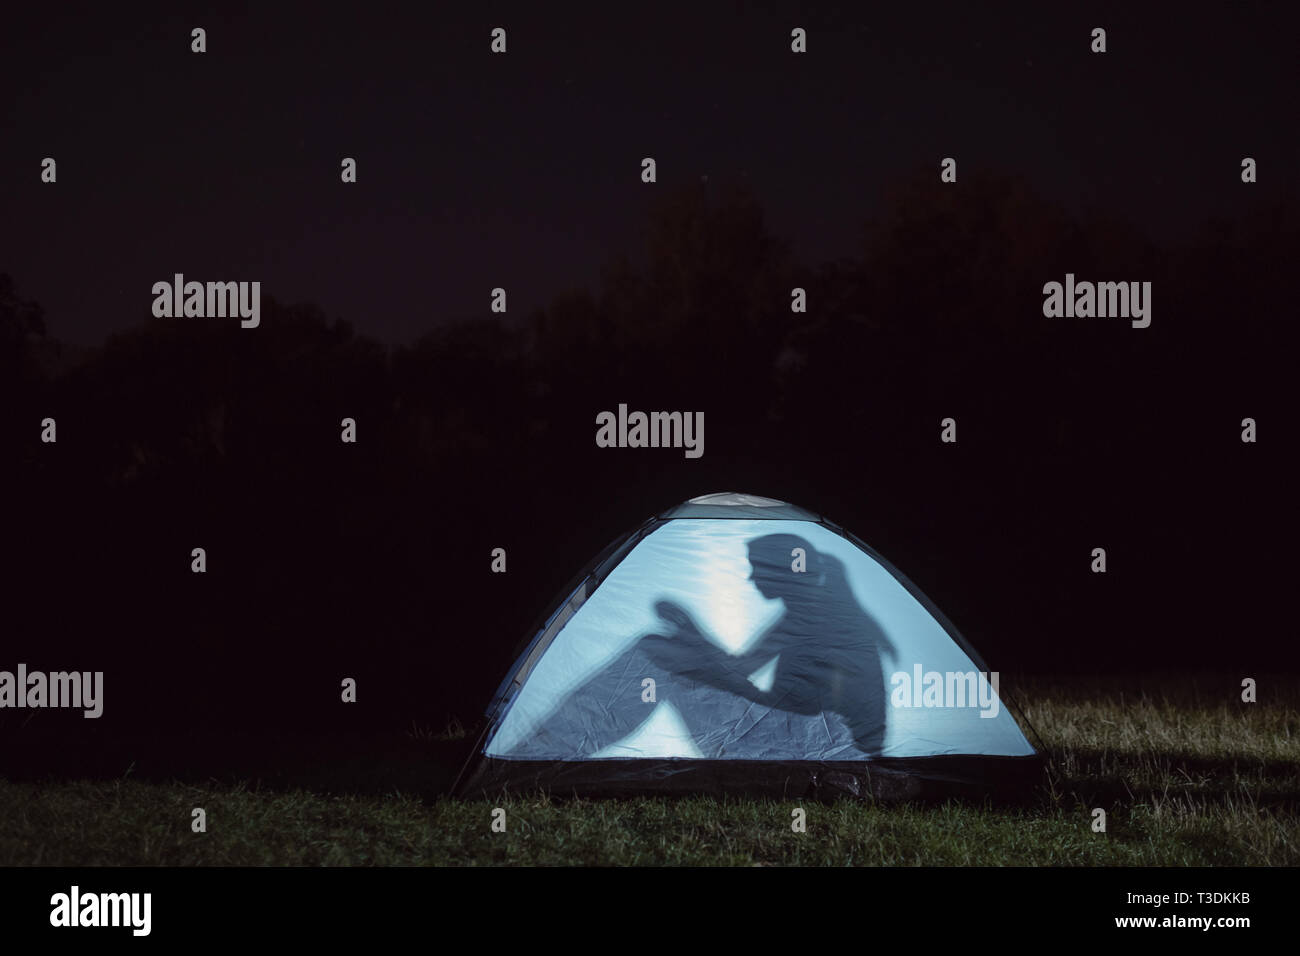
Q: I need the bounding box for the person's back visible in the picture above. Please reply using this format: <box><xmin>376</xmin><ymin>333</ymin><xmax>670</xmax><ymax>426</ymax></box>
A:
<box><xmin>739</xmin><ymin>534</ymin><xmax>894</xmax><ymax>755</ymax></box>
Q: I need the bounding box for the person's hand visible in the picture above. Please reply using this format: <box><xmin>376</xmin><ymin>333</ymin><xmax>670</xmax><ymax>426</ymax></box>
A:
<box><xmin>654</xmin><ymin>600</ymin><xmax>700</xmax><ymax>637</ymax></box>
<box><xmin>639</xmin><ymin>601</ymin><xmax>703</xmax><ymax>667</ymax></box>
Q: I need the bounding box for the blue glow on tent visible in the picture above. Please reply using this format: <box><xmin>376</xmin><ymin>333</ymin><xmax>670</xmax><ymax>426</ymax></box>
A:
<box><xmin>486</xmin><ymin>518</ymin><xmax>1035</xmax><ymax>761</ymax></box>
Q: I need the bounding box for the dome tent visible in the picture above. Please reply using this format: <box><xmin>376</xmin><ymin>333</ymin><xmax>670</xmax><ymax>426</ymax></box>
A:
<box><xmin>454</xmin><ymin>493</ymin><xmax>1043</xmax><ymax>800</ymax></box>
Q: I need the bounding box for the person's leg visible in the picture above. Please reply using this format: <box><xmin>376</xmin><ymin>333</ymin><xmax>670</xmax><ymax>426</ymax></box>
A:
<box><xmin>844</xmin><ymin>668</ymin><xmax>889</xmax><ymax>756</ymax></box>
<box><xmin>522</xmin><ymin>642</ymin><xmax>667</xmax><ymax>757</ymax></box>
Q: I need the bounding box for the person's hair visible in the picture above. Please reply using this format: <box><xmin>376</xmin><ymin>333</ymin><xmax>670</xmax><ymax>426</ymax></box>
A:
<box><xmin>747</xmin><ymin>533</ymin><xmax>847</xmax><ymax>590</ymax></box>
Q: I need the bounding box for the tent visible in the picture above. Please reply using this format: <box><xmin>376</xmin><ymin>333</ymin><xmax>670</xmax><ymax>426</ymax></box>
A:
<box><xmin>454</xmin><ymin>493</ymin><xmax>1043</xmax><ymax>800</ymax></box>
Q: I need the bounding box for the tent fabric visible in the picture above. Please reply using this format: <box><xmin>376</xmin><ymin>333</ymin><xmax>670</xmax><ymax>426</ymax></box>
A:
<box><xmin>658</xmin><ymin>492</ymin><xmax>821</xmax><ymax>521</ymax></box>
<box><xmin>456</xmin><ymin>494</ymin><xmax>1043</xmax><ymax>799</ymax></box>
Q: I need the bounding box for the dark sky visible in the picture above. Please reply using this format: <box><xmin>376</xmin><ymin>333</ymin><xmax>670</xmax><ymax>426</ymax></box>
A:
<box><xmin>2</xmin><ymin>2</ymin><xmax>1293</xmax><ymax>345</ymax></box>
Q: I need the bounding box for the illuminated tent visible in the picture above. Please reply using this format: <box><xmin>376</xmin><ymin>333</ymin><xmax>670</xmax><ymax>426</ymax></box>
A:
<box><xmin>454</xmin><ymin>493</ymin><xmax>1043</xmax><ymax>800</ymax></box>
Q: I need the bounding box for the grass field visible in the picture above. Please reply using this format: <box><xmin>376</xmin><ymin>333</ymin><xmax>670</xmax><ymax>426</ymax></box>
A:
<box><xmin>1</xmin><ymin>675</ymin><xmax>1296</xmax><ymax>866</ymax></box>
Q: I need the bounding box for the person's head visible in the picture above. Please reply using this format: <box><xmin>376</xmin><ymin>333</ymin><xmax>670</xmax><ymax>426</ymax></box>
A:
<box><xmin>746</xmin><ymin>533</ymin><xmax>836</xmax><ymax>605</ymax></box>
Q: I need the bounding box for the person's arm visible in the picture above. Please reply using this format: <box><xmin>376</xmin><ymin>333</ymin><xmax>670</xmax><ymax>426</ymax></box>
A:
<box><xmin>640</xmin><ymin>601</ymin><xmax>755</xmax><ymax>695</ymax></box>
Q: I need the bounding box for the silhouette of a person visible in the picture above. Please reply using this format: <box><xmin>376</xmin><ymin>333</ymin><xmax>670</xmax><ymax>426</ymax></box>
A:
<box><xmin>639</xmin><ymin>533</ymin><xmax>896</xmax><ymax>755</ymax></box>
<box><xmin>509</xmin><ymin>533</ymin><xmax>896</xmax><ymax>758</ymax></box>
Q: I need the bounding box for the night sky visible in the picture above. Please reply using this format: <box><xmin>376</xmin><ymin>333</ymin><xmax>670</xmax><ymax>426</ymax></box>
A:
<box><xmin>3</xmin><ymin>2</ymin><xmax>1294</xmax><ymax>345</ymax></box>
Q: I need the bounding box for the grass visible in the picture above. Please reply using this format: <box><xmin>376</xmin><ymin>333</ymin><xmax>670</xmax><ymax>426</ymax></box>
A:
<box><xmin>1</xmin><ymin>675</ymin><xmax>1296</xmax><ymax>866</ymax></box>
